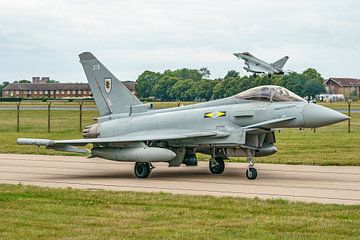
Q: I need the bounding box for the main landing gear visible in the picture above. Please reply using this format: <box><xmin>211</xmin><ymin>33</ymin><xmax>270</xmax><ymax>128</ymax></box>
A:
<box><xmin>209</xmin><ymin>156</ymin><xmax>225</xmax><ymax>174</ymax></box>
<box><xmin>134</xmin><ymin>162</ymin><xmax>153</xmax><ymax>178</ymax></box>
<box><xmin>209</xmin><ymin>148</ymin><xmax>226</xmax><ymax>174</ymax></box>
<box><xmin>245</xmin><ymin>149</ymin><xmax>257</xmax><ymax>180</ymax></box>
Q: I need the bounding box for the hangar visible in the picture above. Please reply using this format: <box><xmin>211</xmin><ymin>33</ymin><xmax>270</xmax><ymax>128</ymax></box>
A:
<box><xmin>324</xmin><ymin>78</ymin><xmax>360</xmax><ymax>99</ymax></box>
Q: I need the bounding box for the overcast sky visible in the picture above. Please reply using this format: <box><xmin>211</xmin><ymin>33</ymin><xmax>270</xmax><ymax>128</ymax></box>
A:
<box><xmin>0</xmin><ymin>0</ymin><xmax>359</xmax><ymax>83</ymax></box>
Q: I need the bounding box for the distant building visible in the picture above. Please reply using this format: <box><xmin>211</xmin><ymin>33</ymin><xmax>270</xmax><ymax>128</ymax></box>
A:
<box><xmin>316</xmin><ymin>94</ymin><xmax>345</xmax><ymax>102</ymax></box>
<box><xmin>2</xmin><ymin>83</ymin><xmax>92</xmax><ymax>98</ymax></box>
<box><xmin>122</xmin><ymin>80</ymin><xmax>136</xmax><ymax>95</ymax></box>
<box><xmin>324</xmin><ymin>78</ymin><xmax>360</xmax><ymax>98</ymax></box>
<box><xmin>2</xmin><ymin>81</ymin><xmax>136</xmax><ymax>99</ymax></box>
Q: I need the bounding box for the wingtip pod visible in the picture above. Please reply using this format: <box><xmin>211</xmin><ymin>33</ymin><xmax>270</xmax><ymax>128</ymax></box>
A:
<box><xmin>79</xmin><ymin>52</ymin><xmax>96</xmax><ymax>61</ymax></box>
<box><xmin>17</xmin><ymin>138</ymin><xmax>54</xmax><ymax>147</ymax></box>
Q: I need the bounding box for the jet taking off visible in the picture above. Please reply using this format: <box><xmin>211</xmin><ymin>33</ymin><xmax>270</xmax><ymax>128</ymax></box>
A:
<box><xmin>17</xmin><ymin>52</ymin><xmax>349</xmax><ymax>179</ymax></box>
<box><xmin>234</xmin><ymin>52</ymin><xmax>289</xmax><ymax>75</ymax></box>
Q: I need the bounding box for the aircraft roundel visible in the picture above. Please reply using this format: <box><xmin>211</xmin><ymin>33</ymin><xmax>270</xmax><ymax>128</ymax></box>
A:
<box><xmin>104</xmin><ymin>78</ymin><xmax>112</xmax><ymax>94</ymax></box>
<box><xmin>204</xmin><ymin>111</ymin><xmax>226</xmax><ymax>118</ymax></box>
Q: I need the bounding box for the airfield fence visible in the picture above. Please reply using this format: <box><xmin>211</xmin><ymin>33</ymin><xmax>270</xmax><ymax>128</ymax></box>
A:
<box><xmin>10</xmin><ymin>101</ymin><xmax>88</xmax><ymax>133</ymax></box>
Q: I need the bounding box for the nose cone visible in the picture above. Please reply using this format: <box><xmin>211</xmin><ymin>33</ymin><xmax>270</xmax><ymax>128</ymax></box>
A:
<box><xmin>303</xmin><ymin>103</ymin><xmax>349</xmax><ymax>128</ymax></box>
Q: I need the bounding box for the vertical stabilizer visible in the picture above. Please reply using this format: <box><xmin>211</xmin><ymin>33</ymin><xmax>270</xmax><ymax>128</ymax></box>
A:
<box><xmin>271</xmin><ymin>56</ymin><xmax>289</xmax><ymax>69</ymax></box>
<box><xmin>79</xmin><ymin>52</ymin><xmax>141</xmax><ymax>116</ymax></box>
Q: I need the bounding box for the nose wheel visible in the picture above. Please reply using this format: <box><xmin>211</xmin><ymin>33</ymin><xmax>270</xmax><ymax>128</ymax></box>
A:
<box><xmin>134</xmin><ymin>162</ymin><xmax>152</xmax><ymax>178</ymax></box>
<box><xmin>246</xmin><ymin>167</ymin><xmax>257</xmax><ymax>180</ymax></box>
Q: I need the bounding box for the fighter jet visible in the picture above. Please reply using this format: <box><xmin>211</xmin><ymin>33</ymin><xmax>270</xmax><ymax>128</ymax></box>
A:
<box><xmin>234</xmin><ymin>52</ymin><xmax>289</xmax><ymax>75</ymax></box>
<box><xmin>17</xmin><ymin>52</ymin><xmax>349</xmax><ymax>179</ymax></box>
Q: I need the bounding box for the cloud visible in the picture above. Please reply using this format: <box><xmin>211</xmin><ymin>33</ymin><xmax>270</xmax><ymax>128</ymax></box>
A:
<box><xmin>0</xmin><ymin>0</ymin><xmax>359</xmax><ymax>83</ymax></box>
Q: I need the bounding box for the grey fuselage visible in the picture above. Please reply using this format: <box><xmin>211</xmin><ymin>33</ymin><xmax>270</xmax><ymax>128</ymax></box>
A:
<box><xmin>97</xmin><ymin>98</ymin><xmax>303</xmax><ymax>148</ymax></box>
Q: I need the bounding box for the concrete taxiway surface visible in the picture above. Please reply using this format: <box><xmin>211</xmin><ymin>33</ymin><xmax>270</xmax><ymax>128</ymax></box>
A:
<box><xmin>0</xmin><ymin>154</ymin><xmax>359</xmax><ymax>205</ymax></box>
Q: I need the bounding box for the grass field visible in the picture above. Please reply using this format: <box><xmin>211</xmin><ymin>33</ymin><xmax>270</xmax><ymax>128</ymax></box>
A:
<box><xmin>0</xmin><ymin>102</ymin><xmax>359</xmax><ymax>165</ymax></box>
<box><xmin>0</xmin><ymin>184</ymin><xmax>359</xmax><ymax>240</ymax></box>
<box><xmin>320</xmin><ymin>101</ymin><xmax>360</xmax><ymax>110</ymax></box>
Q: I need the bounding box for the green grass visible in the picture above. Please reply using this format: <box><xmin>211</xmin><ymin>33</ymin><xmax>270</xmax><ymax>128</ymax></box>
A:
<box><xmin>0</xmin><ymin>103</ymin><xmax>359</xmax><ymax>165</ymax></box>
<box><xmin>319</xmin><ymin>101</ymin><xmax>360</xmax><ymax>110</ymax></box>
<box><xmin>0</xmin><ymin>109</ymin><xmax>97</xmax><ymax>155</ymax></box>
<box><xmin>0</xmin><ymin>184</ymin><xmax>359</xmax><ymax>240</ymax></box>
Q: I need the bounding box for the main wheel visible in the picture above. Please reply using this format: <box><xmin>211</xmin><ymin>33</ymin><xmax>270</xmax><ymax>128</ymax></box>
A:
<box><xmin>246</xmin><ymin>167</ymin><xmax>257</xmax><ymax>180</ymax></box>
<box><xmin>209</xmin><ymin>157</ymin><xmax>225</xmax><ymax>174</ymax></box>
<box><xmin>134</xmin><ymin>162</ymin><xmax>151</xmax><ymax>178</ymax></box>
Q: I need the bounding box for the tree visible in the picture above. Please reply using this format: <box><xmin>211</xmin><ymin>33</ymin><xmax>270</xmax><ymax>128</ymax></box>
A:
<box><xmin>278</xmin><ymin>72</ymin><xmax>325</xmax><ymax>98</ymax></box>
<box><xmin>169</xmin><ymin>79</ymin><xmax>195</xmax><ymax>101</ymax></box>
<box><xmin>152</xmin><ymin>76</ymin><xmax>180</xmax><ymax>100</ymax></box>
<box><xmin>163</xmin><ymin>68</ymin><xmax>202</xmax><ymax>81</ymax></box>
<box><xmin>224</xmin><ymin>70</ymin><xmax>240</xmax><ymax>79</ymax></box>
<box><xmin>252</xmin><ymin>75</ymin><xmax>273</xmax><ymax>87</ymax></box>
<box><xmin>0</xmin><ymin>81</ymin><xmax>10</xmax><ymax>97</ymax></box>
<box><xmin>199</xmin><ymin>67</ymin><xmax>211</xmax><ymax>79</ymax></box>
<box><xmin>133</xmin><ymin>66</ymin><xmax>326</xmax><ymax>101</ymax></box>
<box><xmin>303</xmin><ymin>79</ymin><xmax>326</xmax><ymax>98</ymax></box>
<box><xmin>222</xmin><ymin>77</ymin><xmax>242</xmax><ymax>97</ymax></box>
<box><xmin>235</xmin><ymin>76</ymin><xmax>253</xmax><ymax>93</ymax></box>
<box><xmin>212</xmin><ymin>80</ymin><xmax>225</xmax><ymax>99</ymax></box>
<box><xmin>2</xmin><ymin>81</ymin><xmax>9</xmax><ymax>87</ymax></box>
<box><xmin>194</xmin><ymin>79</ymin><xmax>217</xmax><ymax>100</ymax></box>
<box><xmin>47</xmin><ymin>79</ymin><xmax>60</xmax><ymax>84</ymax></box>
<box><xmin>18</xmin><ymin>79</ymin><xmax>31</xmax><ymax>83</ymax></box>
<box><xmin>302</xmin><ymin>68</ymin><xmax>323</xmax><ymax>83</ymax></box>
<box><xmin>135</xmin><ymin>71</ymin><xmax>161</xmax><ymax>98</ymax></box>
<box><xmin>278</xmin><ymin>73</ymin><xmax>306</xmax><ymax>96</ymax></box>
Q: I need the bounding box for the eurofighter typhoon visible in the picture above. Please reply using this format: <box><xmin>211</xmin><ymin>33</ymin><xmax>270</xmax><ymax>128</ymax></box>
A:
<box><xmin>17</xmin><ymin>52</ymin><xmax>349</xmax><ymax>179</ymax></box>
<box><xmin>234</xmin><ymin>52</ymin><xmax>289</xmax><ymax>75</ymax></box>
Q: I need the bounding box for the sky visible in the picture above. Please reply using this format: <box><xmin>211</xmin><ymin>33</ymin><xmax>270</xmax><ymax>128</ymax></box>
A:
<box><xmin>0</xmin><ymin>0</ymin><xmax>359</xmax><ymax>83</ymax></box>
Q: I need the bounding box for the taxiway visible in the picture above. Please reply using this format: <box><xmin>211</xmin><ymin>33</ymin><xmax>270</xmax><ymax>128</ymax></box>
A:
<box><xmin>0</xmin><ymin>154</ymin><xmax>359</xmax><ymax>205</ymax></box>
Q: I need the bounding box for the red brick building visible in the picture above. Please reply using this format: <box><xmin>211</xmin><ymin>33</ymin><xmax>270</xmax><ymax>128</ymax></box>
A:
<box><xmin>324</xmin><ymin>78</ymin><xmax>360</xmax><ymax>98</ymax></box>
<box><xmin>2</xmin><ymin>83</ymin><xmax>92</xmax><ymax>98</ymax></box>
<box><xmin>1</xmin><ymin>81</ymin><xmax>136</xmax><ymax>99</ymax></box>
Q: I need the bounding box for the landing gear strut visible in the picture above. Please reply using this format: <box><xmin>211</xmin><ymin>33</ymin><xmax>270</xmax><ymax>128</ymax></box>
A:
<box><xmin>134</xmin><ymin>162</ymin><xmax>153</xmax><ymax>178</ymax></box>
<box><xmin>245</xmin><ymin>149</ymin><xmax>257</xmax><ymax>180</ymax></box>
<box><xmin>209</xmin><ymin>156</ymin><xmax>225</xmax><ymax>174</ymax></box>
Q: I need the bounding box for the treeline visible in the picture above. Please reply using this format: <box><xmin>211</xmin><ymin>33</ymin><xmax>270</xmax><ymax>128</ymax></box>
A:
<box><xmin>135</xmin><ymin>68</ymin><xmax>326</xmax><ymax>101</ymax></box>
<box><xmin>0</xmin><ymin>81</ymin><xmax>10</xmax><ymax>97</ymax></box>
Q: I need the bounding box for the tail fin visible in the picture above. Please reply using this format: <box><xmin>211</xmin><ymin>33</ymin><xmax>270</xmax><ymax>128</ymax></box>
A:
<box><xmin>271</xmin><ymin>56</ymin><xmax>289</xmax><ymax>69</ymax></box>
<box><xmin>79</xmin><ymin>52</ymin><xmax>141</xmax><ymax>116</ymax></box>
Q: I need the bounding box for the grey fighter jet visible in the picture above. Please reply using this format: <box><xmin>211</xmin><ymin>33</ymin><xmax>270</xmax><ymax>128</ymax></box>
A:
<box><xmin>234</xmin><ymin>52</ymin><xmax>289</xmax><ymax>74</ymax></box>
<box><xmin>17</xmin><ymin>52</ymin><xmax>349</xmax><ymax>179</ymax></box>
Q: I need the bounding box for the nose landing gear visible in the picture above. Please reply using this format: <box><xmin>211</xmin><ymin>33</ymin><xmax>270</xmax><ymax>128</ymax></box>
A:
<box><xmin>246</xmin><ymin>167</ymin><xmax>257</xmax><ymax>180</ymax></box>
<box><xmin>246</xmin><ymin>149</ymin><xmax>257</xmax><ymax>180</ymax></box>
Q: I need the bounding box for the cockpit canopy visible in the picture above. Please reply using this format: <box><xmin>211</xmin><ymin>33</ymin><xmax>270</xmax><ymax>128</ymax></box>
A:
<box><xmin>234</xmin><ymin>85</ymin><xmax>306</xmax><ymax>102</ymax></box>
